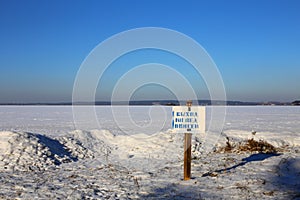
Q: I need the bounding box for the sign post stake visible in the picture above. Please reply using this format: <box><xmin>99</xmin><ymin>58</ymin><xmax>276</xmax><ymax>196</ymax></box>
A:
<box><xmin>184</xmin><ymin>100</ymin><xmax>192</xmax><ymax>180</ymax></box>
<box><xmin>184</xmin><ymin>132</ymin><xmax>192</xmax><ymax>180</ymax></box>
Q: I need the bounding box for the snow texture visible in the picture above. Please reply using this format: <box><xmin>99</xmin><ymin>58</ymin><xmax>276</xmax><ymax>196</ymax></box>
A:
<box><xmin>0</xmin><ymin>106</ymin><xmax>299</xmax><ymax>199</ymax></box>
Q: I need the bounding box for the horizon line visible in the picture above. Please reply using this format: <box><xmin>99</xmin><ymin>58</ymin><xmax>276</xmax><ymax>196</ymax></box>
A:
<box><xmin>0</xmin><ymin>99</ymin><xmax>298</xmax><ymax>106</ymax></box>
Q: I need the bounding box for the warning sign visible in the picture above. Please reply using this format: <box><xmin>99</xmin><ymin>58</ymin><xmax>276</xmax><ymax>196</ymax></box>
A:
<box><xmin>172</xmin><ymin>106</ymin><xmax>205</xmax><ymax>133</ymax></box>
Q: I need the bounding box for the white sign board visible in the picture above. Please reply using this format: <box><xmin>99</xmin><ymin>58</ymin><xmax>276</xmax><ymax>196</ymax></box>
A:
<box><xmin>172</xmin><ymin>106</ymin><xmax>205</xmax><ymax>133</ymax></box>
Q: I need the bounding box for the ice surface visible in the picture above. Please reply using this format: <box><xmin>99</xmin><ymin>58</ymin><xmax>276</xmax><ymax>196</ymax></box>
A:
<box><xmin>0</xmin><ymin>106</ymin><xmax>299</xmax><ymax>199</ymax></box>
<box><xmin>1</xmin><ymin>105</ymin><xmax>299</xmax><ymax>136</ymax></box>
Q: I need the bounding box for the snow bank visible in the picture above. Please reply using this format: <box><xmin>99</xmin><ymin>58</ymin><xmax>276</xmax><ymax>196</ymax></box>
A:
<box><xmin>1</xmin><ymin>129</ymin><xmax>298</xmax><ymax>173</ymax></box>
<box><xmin>219</xmin><ymin>130</ymin><xmax>300</xmax><ymax>151</ymax></box>
<box><xmin>0</xmin><ymin>131</ymin><xmax>17</xmax><ymax>155</ymax></box>
<box><xmin>69</xmin><ymin>129</ymin><xmax>185</xmax><ymax>171</ymax></box>
<box><xmin>0</xmin><ymin>128</ymin><xmax>299</xmax><ymax>199</ymax></box>
<box><xmin>0</xmin><ymin>131</ymin><xmax>94</xmax><ymax>172</ymax></box>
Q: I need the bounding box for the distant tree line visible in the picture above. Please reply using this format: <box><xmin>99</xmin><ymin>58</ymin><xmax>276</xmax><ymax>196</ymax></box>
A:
<box><xmin>292</xmin><ymin>100</ymin><xmax>300</xmax><ymax>105</ymax></box>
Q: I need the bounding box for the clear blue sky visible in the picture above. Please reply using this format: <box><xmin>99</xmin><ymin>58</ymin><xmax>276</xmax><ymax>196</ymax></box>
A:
<box><xmin>0</xmin><ymin>0</ymin><xmax>299</xmax><ymax>103</ymax></box>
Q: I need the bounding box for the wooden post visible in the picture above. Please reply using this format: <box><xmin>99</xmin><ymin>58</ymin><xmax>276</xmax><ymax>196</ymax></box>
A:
<box><xmin>184</xmin><ymin>132</ymin><xmax>192</xmax><ymax>180</ymax></box>
<box><xmin>184</xmin><ymin>100</ymin><xmax>192</xmax><ymax>180</ymax></box>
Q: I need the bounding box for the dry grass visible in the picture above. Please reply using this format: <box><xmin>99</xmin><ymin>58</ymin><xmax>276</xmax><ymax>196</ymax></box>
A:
<box><xmin>217</xmin><ymin>137</ymin><xmax>277</xmax><ymax>154</ymax></box>
<box><xmin>224</xmin><ymin>137</ymin><xmax>233</xmax><ymax>152</ymax></box>
<box><xmin>238</xmin><ymin>138</ymin><xmax>277</xmax><ymax>153</ymax></box>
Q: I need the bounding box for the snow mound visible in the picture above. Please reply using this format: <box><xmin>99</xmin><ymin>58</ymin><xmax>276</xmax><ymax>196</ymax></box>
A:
<box><xmin>222</xmin><ymin>130</ymin><xmax>300</xmax><ymax>147</ymax></box>
<box><xmin>0</xmin><ymin>131</ymin><xmax>94</xmax><ymax>171</ymax></box>
<box><xmin>69</xmin><ymin>129</ymin><xmax>184</xmax><ymax>170</ymax></box>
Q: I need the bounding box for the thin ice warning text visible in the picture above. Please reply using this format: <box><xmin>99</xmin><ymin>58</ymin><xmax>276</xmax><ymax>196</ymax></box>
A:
<box><xmin>172</xmin><ymin>106</ymin><xmax>205</xmax><ymax>133</ymax></box>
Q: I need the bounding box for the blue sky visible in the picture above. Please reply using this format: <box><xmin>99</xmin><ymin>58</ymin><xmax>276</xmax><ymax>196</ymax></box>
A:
<box><xmin>0</xmin><ymin>0</ymin><xmax>299</xmax><ymax>103</ymax></box>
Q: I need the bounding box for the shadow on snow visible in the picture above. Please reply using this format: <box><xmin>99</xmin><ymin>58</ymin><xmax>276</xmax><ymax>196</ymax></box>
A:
<box><xmin>202</xmin><ymin>153</ymin><xmax>282</xmax><ymax>176</ymax></box>
<box><xmin>139</xmin><ymin>183</ymin><xmax>205</xmax><ymax>200</ymax></box>
<box><xmin>32</xmin><ymin>133</ymin><xmax>78</xmax><ymax>165</ymax></box>
<box><xmin>270</xmin><ymin>157</ymin><xmax>300</xmax><ymax>199</ymax></box>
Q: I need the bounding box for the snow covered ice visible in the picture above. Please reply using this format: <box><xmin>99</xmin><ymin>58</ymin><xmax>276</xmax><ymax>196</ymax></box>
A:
<box><xmin>0</xmin><ymin>106</ymin><xmax>299</xmax><ymax>199</ymax></box>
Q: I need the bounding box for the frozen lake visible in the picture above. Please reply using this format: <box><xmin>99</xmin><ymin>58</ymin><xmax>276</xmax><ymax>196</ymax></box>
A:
<box><xmin>0</xmin><ymin>106</ymin><xmax>299</xmax><ymax>136</ymax></box>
